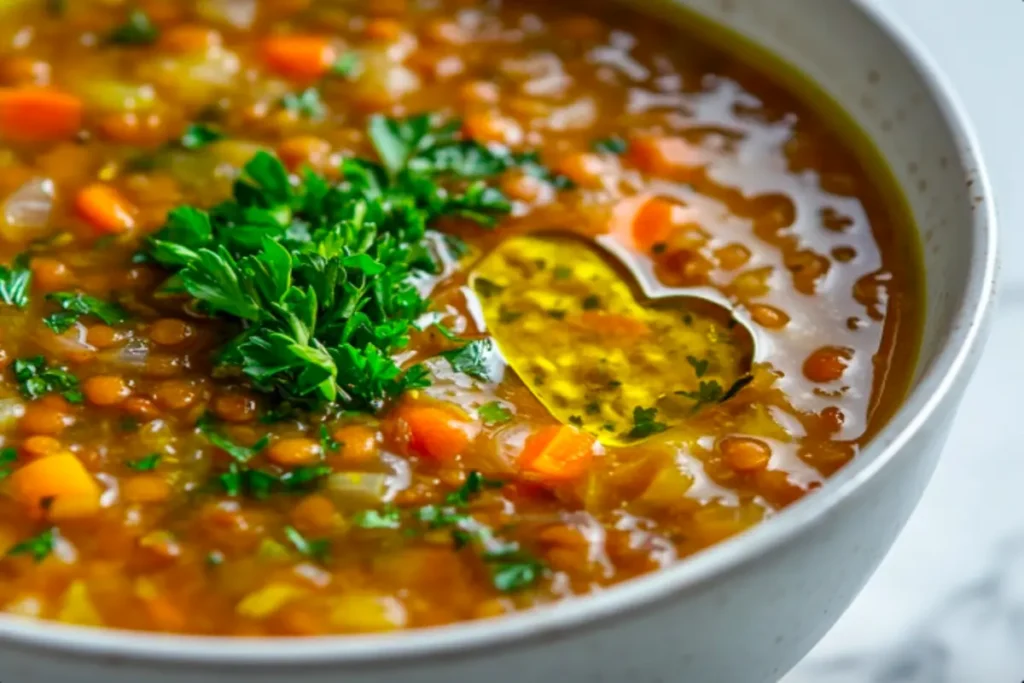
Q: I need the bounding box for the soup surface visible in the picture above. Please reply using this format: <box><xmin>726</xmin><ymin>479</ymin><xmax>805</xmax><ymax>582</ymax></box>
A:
<box><xmin>0</xmin><ymin>0</ymin><xmax>920</xmax><ymax>635</ymax></box>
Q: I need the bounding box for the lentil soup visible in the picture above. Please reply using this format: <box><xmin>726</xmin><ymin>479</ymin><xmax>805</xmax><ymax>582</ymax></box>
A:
<box><xmin>0</xmin><ymin>0</ymin><xmax>921</xmax><ymax>635</ymax></box>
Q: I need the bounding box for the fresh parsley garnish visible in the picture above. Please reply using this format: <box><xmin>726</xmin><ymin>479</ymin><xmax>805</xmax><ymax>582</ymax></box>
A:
<box><xmin>145</xmin><ymin>115</ymin><xmax>518</xmax><ymax>413</ymax></box>
<box><xmin>199</xmin><ymin>419</ymin><xmax>269</xmax><ymax>463</ymax></box>
<box><xmin>676</xmin><ymin>375</ymin><xmax>751</xmax><ymax>412</ymax></box>
<box><xmin>352</xmin><ymin>506</ymin><xmax>401</xmax><ymax>529</ymax></box>
<box><xmin>486</xmin><ymin>547</ymin><xmax>546</xmax><ymax>592</ymax></box>
<box><xmin>43</xmin><ymin>292</ymin><xmax>129</xmax><ymax>333</ymax></box>
<box><xmin>180</xmin><ymin>123</ymin><xmax>225</xmax><ymax>150</ymax></box>
<box><xmin>445</xmin><ymin>470</ymin><xmax>503</xmax><ymax>506</ymax></box>
<box><xmin>478</xmin><ymin>401</ymin><xmax>511</xmax><ymax>425</ymax></box>
<box><xmin>281</xmin><ymin>88</ymin><xmax>325</xmax><ymax>118</ymax></box>
<box><xmin>552</xmin><ymin>265</ymin><xmax>572</xmax><ymax>280</ymax></box>
<box><xmin>106</xmin><ymin>9</ymin><xmax>159</xmax><ymax>46</ymax></box>
<box><xmin>331</xmin><ymin>52</ymin><xmax>360</xmax><ymax>77</ymax></box>
<box><xmin>0</xmin><ymin>262</ymin><xmax>31</xmax><ymax>308</ymax></box>
<box><xmin>581</xmin><ymin>294</ymin><xmax>601</xmax><ymax>310</ymax></box>
<box><xmin>440</xmin><ymin>338</ymin><xmax>504</xmax><ymax>383</ymax></box>
<box><xmin>319</xmin><ymin>424</ymin><xmax>340</xmax><ymax>453</ymax></box>
<box><xmin>6</xmin><ymin>528</ymin><xmax>55</xmax><ymax>563</ymax></box>
<box><xmin>126</xmin><ymin>453</ymin><xmax>161</xmax><ymax>471</ymax></box>
<box><xmin>686</xmin><ymin>355</ymin><xmax>709</xmax><ymax>378</ymax></box>
<box><xmin>0</xmin><ymin>447</ymin><xmax>16</xmax><ymax>480</ymax></box>
<box><xmin>11</xmin><ymin>356</ymin><xmax>82</xmax><ymax>403</ymax></box>
<box><xmin>626</xmin><ymin>406</ymin><xmax>668</xmax><ymax>439</ymax></box>
<box><xmin>283</xmin><ymin>526</ymin><xmax>330</xmax><ymax>561</ymax></box>
<box><xmin>472</xmin><ymin>278</ymin><xmax>504</xmax><ymax>298</ymax></box>
<box><xmin>592</xmin><ymin>136</ymin><xmax>628</xmax><ymax>154</ymax></box>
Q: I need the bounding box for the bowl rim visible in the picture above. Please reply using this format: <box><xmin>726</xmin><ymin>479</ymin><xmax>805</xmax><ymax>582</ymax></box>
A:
<box><xmin>0</xmin><ymin>0</ymin><xmax>998</xmax><ymax>669</ymax></box>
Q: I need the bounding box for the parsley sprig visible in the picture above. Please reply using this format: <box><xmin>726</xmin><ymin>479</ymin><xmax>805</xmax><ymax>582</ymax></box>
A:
<box><xmin>11</xmin><ymin>356</ymin><xmax>83</xmax><ymax>403</ymax></box>
<box><xmin>146</xmin><ymin>114</ymin><xmax>523</xmax><ymax>413</ymax></box>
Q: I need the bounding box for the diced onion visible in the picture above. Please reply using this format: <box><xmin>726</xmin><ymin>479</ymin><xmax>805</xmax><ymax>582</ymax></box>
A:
<box><xmin>197</xmin><ymin>0</ymin><xmax>258</xmax><ymax>29</ymax></box>
<box><xmin>1</xmin><ymin>177</ymin><xmax>54</xmax><ymax>243</ymax></box>
<box><xmin>0</xmin><ymin>399</ymin><xmax>25</xmax><ymax>432</ymax></box>
<box><xmin>326</xmin><ymin>472</ymin><xmax>388</xmax><ymax>503</ymax></box>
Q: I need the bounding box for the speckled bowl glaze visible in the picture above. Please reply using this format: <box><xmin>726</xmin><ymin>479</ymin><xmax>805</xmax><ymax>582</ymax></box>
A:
<box><xmin>0</xmin><ymin>1</ymin><xmax>997</xmax><ymax>682</ymax></box>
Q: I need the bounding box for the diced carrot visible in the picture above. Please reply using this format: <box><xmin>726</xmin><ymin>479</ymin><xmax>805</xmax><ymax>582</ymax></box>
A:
<box><xmin>0</xmin><ymin>87</ymin><xmax>83</xmax><ymax>142</ymax></box>
<box><xmin>161</xmin><ymin>24</ymin><xmax>222</xmax><ymax>53</ymax></box>
<box><xmin>609</xmin><ymin>193</ymin><xmax>680</xmax><ymax>253</ymax></box>
<box><xmin>10</xmin><ymin>452</ymin><xmax>101</xmax><ymax>520</ymax></box>
<box><xmin>627</xmin><ymin>134</ymin><xmax>702</xmax><ymax>177</ymax></box>
<box><xmin>519</xmin><ymin>425</ymin><xmax>596</xmax><ymax>482</ymax></box>
<box><xmin>574</xmin><ymin>311</ymin><xmax>650</xmax><ymax>339</ymax></box>
<box><xmin>397</xmin><ymin>401</ymin><xmax>477</xmax><ymax>462</ymax></box>
<box><xmin>74</xmin><ymin>183</ymin><xmax>137</xmax><ymax>234</ymax></box>
<box><xmin>261</xmin><ymin>35</ymin><xmax>337</xmax><ymax>81</ymax></box>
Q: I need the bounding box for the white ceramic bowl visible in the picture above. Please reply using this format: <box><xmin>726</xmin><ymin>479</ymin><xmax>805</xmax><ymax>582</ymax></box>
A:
<box><xmin>0</xmin><ymin>1</ymin><xmax>997</xmax><ymax>681</ymax></box>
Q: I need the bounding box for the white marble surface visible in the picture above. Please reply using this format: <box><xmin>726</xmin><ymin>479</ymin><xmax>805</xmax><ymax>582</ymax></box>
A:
<box><xmin>785</xmin><ymin>1</ymin><xmax>1024</xmax><ymax>681</ymax></box>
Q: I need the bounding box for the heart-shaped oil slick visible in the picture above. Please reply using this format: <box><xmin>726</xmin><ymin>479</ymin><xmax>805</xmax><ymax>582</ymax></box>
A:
<box><xmin>470</xmin><ymin>233</ymin><xmax>754</xmax><ymax>446</ymax></box>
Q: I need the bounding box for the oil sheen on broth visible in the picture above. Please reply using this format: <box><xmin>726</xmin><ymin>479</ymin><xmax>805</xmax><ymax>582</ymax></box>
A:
<box><xmin>0</xmin><ymin>0</ymin><xmax>921</xmax><ymax>635</ymax></box>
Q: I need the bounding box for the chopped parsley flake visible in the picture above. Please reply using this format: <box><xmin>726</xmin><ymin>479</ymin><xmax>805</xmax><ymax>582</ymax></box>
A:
<box><xmin>626</xmin><ymin>406</ymin><xmax>668</xmax><ymax>439</ymax></box>
<box><xmin>478</xmin><ymin>401</ymin><xmax>512</xmax><ymax>425</ymax></box>
<box><xmin>0</xmin><ymin>262</ymin><xmax>31</xmax><ymax>308</ymax></box>
<box><xmin>0</xmin><ymin>447</ymin><xmax>16</xmax><ymax>480</ymax></box>
<box><xmin>180</xmin><ymin>123</ymin><xmax>225</xmax><ymax>150</ymax></box>
<box><xmin>440</xmin><ymin>338</ymin><xmax>504</xmax><ymax>383</ymax></box>
<box><xmin>686</xmin><ymin>355</ymin><xmax>709</xmax><ymax>378</ymax></box>
<box><xmin>283</xmin><ymin>526</ymin><xmax>330</xmax><ymax>561</ymax></box>
<box><xmin>11</xmin><ymin>356</ymin><xmax>82</xmax><ymax>403</ymax></box>
<box><xmin>6</xmin><ymin>528</ymin><xmax>55</xmax><ymax>563</ymax></box>
<box><xmin>592</xmin><ymin>136</ymin><xmax>628</xmax><ymax>154</ymax></box>
<box><xmin>43</xmin><ymin>292</ymin><xmax>129</xmax><ymax>334</ymax></box>
<box><xmin>126</xmin><ymin>453</ymin><xmax>161</xmax><ymax>471</ymax></box>
<box><xmin>106</xmin><ymin>9</ymin><xmax>159</xmax><ymax>46</ymax></box>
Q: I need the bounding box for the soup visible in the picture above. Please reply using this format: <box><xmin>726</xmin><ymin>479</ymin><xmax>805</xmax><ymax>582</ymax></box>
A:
<box><xmin>0</xmin><ymin>0</ymin><xmax>921</xmax><ymax>635</ymax></box>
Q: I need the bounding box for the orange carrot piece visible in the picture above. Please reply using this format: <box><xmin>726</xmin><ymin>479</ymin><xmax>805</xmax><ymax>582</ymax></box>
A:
<box><xmin>609</xmin><ymin>194</ymin><xmax>680</xmax><ymax>253</ymax></box>
<box><xmin>574</xmin><ymin>311</ymin><xmax>650</xmax><ymax>339</ymax></box>
<box><xmin>161</xmin><ymin>24</ymin><xmax>221</xmax><ymax>53</ymax></box>
<box><xmin>0</xmin><ymin>88</ymin><xmax>83</xmax><ymax>142</ymax></box>
<box><xmin>262</xmin><ymin>35</ymin><xmax>337</xmax><ymax>80</ymax></box>
<box><xmin>519</xmin><ymin>425</ymin><xmax>596</xmax><ymax>481</ymax></box>
<box><xmin>74</xmin><ymin>183</ymin><xmax>137</xmax><ymax>234</ymax></box>
<box><xmin>398</xmin><ymin>402</ymin><xmax>477</xmax><ymax>462</ymax></box>
<box><xmin>10</xmin><ymin>452</ymin><xmax>101</xmax><ymax>519</ymax></box>
<box><xmin>627</xmin><ymin>134</ymin><xmax>702</xmax><ymax>176</ymax></box>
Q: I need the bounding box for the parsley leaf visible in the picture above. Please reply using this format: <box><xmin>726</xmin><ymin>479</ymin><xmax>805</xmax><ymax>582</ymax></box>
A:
<box><xmin>626</xmin><ymin>406</ymin><xmax>668</xmax><ymax>439</ymax></box>
<box><xmin>281</xmin><ymin>88</ymin><xmax>324</xmax><ymax>118</ymax></box>
<box><xmin>106</xmin><ymin>9</ymin><xmax>159</xmax><ymax>46</ymax></box>
<box><xmin>126</xmin><ymin>453</ymin><xmax>161</xmax><ymax>471</ymax></box>
<box><xmin>6</xmin><ymin>528</ymin><xmax>55</xmax><ymax>563</ymax></box>
<box><xmin>331</xmin><ymin>53</ymin><xmax>360</xmax><ymax>77</ymax></box>
<box><xmin>686</xmin><ymin>355</ymin><xmax>709</xmax><ymax>378</ymax></box>
<box><xmin>0</xmin><ymin>447</ymin><xmax>16</xmax><ymax>480</ymax></box>
<box><xmin>319</xmin><ymin>424</ymin><xmax>339</xmax><ymax>453</ymax></box>
<box><xmin>485</xmin><ymin>547</ymin><xmax>545</xmax><ymax>592</ymax></box>
<box><xmin>11</xmin><ymin>356</ymin><xmax>82</xmax><ymax>403</ymax></box>
<box><xmin>283</xmin><ymin>525</ymin><xmax>330</xmax><ymax>561</ymax></box>
<box><xmin>676</xmin><ymin>381</ymin><xmax>725</xmax><ymax>412</ymax></box>
<box><xmin>199</xmin><ymin>419</ymin><xmax>269</xmax><ymax>463</ymax></box>
<box><xmin>478</xmin><ymin>401</ymin><xmax>512</xmax><ymax>425</ymax></box>
<box><xmin>445</xmin><ymin>470</ymin><xmax>503</xmax><ymax>506</ymax></box>
<box><xmin>180</xmin><ymin>123</ymin><xmax>225</xmax><ymax>150</ymax></box>
<box><xmin>0</xmin><ymin>263</ymin><xmax>31</xmax><ymax>308</ymax></box>
<box><xmin>146</xmin><ymin>115</ymin><xmax>523</xmax><ymax>413</ymax></box>
<box><xmin>592</xmin><ymin>136</ymin><xmax>628</xmax><ymax>154</ymax></box>
<box><xmin>352</xmin><ymin>506</ymin><xmax>401</xmax><ymax>529</ymax></box>
<box><xmin>43</xmin><ymin>292</ymin><xmax>129</xmax><ymax>333</ymax></box>
<box><xmin>440</xmin><ymin>338</ymin><xmax>504</xmax><ymax>383</ymax></box>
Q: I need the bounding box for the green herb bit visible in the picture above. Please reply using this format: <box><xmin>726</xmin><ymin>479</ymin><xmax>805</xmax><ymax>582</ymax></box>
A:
<box><xmin>552</xmin><ymin>265</ymin><xmax>572</xmax><ymax>280</ymax></box>
<box><xmin>686</xmin><ymin>355</ymin><xmax>709</xmax><ymax>378</ymax></box>
<box><xmin>200</xmin><ymin>419</ymin><xmax>269</xmax><ymax>463</ymax></box>
<box><xmin>676</xmin><ymin>380</ymin><xmax>724</xmax><ymax>413</ymax></box>
<box><xmin>626</xmin><ymin>406</ymin><xmax>668</xmax><ymax>439</ymax></box>
<box><xmin>180</xmin><ymin>123</ymin><xmax>225</xmax><ymax>150</ymax></box>
<box><xmin>440</xmin><ymin>338</ymin><xmax>504</xmax><ymax>383</ymax></box>
<box><xmin>547</xmin><ymin>309</ymin><xmax>567</xmax><ymax>320</ymax></box>
<box><xmin>6</xmin><ymin>528</ymin><xmax>55</xmax><ymax>563</ymax></box>
<box><xmin>45</xmin><ymin>0</ymin><xmax>66</xmax><ymax>16</ymax></box>
<box><xmin>205</xmin><ymin>551</ymin><xmax>225</xmax><ymax>567</ymax></box>
<box><xmin>0</xmin><ymin>447</ymin><xmax>16</xmax><ymax>480</ymax></box>
<box><xmin>0</xmin><ymin>262</ymin><xmax>31</xmax><ymax>308</ymax></box>
<box><xmin>319</xmin><ymin>424</ymin><xmax>340</xmax><ymax>453</ymax></box>
<box><xmin>719</xmin><ymin>375</ymin><xmax>754</xmax><ymax>403</ymax></box>
<box><xmin>432</xmin><ymin>322</ymin><xmax>468</xmax><ymax>343</ymax></box>
<box><xmin>106</xmin><ymin>9</ymin><xmax>159</xmax><ymax>46</ymax></box>
<box><xmin>581</xmin><ymin>294</ymin><xmax>601</xmax><ymax>310</ymax></box>
<box><xmin>11</xmin><ymin>356</ymin><xmax>82</xmax><ymax>403</ymax></box>
<box><xmin>473</xmin><ymin>278</ymin><xmax>504</xmax><ymax>298</ymax></box>
<box><xmin>445</xmin><ymin>470</ymin><xmax>503</xmax><ymax>506</ymax></box>
<box><xmin>126</xmin><ymin>453</ymin><xmax>161</xmax><ymax>471</ymax></box>
<box><xmin>568</xmin><ymin>415</ymin><xmax>584</xmax><ymax>427</ymax></box>
<box><xmin>485</xmin><ymin>547</ymin><xmax>545</xmax><ymax>592</ymax></box>
<box><xmin>331</xmin><ymin>53</ymin><xmax>360</xmax><ymax>77</ymax></box>
<box><xmin>478</xmin><ymin>401</ymin><xmax>512</xmax><ymax>425</ymax></box>
<box><xmin>283</xmin><ymin>526</ymin><xmax>330</xmax><ymax>561</ymax></box>
<box><xmin>43</xmin><ymin>292</ymin><xmax>129</xmax><ymax>334</ymax></box>
<box><xmin>281</xmin><ymin>87</ymin><xmax>325</xmax><ymax>118</ymax></box>
<box><xmin>592</xmin><ymin>136</ymin><xmax>628</xmax><ymax>155</ymax></box>
<box><xmin>352</xmin><ymin>507</ymin><xmax>402</xmax><ymax>530</ymax></box>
